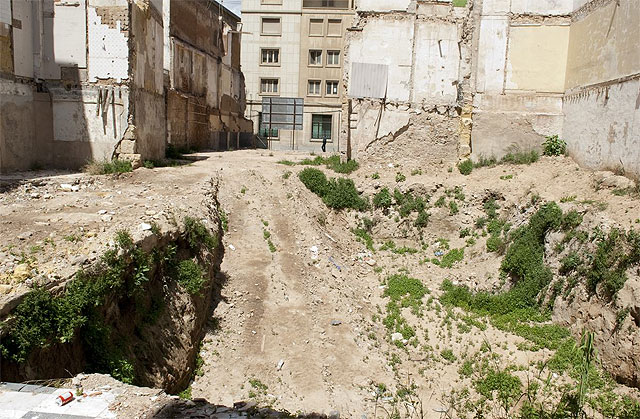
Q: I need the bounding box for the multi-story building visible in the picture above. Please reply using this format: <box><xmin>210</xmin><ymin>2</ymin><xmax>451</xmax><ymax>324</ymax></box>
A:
<box><xmin>241</xmin><ymin>0</ymin><xmax>354</xmax><ymax>152</ymax></box>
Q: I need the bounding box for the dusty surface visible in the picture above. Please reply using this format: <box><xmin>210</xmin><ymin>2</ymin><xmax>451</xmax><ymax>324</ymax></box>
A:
<box><xmin>2</xmin><ymin>150</ymin><xmax>640</xmax><ymax>417</ymax></box>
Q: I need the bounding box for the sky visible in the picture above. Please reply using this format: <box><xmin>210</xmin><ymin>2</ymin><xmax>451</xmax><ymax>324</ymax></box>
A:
<box><xmin>216</xmin><ymin>0</ymin><xmax>242</xmax><ymax>17</ymax></box>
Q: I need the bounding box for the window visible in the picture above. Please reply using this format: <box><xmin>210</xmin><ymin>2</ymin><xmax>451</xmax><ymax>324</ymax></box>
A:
<box><xmin>260</xmin><ymin>78</ymin><xmax>279</xmax><ymax>94</ymax></box>
<box><xmin>311</xmin><ymin>114</ymin><xmax>332</xmax><ymax>140</ymax></box>
<box><xmin>309</xmin><ymin>18</ymin><xmax>324</xmax><ymax>36</ymax></box>
<box><xmin>309</xmin><ymin>50</ymin><xmax>322</xmax><ymax>66</ymax></box>
<box><xmin>327</xmin><ymin>18</ymin><xmax>341</xmax><ymax>36</ymax></box>
<box><xmin>326</xmin><ymin>80</ymin><xmax>339</xmax><ymax>96</ymax></box>
<box><xmin>260</xmin><ymin>48</ymin><xmax>280</xmax><ymax>65</ymax></box>
<box><xmin>308</xmin><ymin>80</ymin><xmax>321</xmax><ymax>95</ymax></box>
<box><xmin>327</xmin><ymin>50</ymin><xmax>340</xmax><ymax>66</ymax></box>
<box><xmin>261</xmin><ymin>17</ymin><xmax>281</xmax><ymax>35</ymax></box>
<box><xmin>303</xmin><ymin>0</ymin><xmax>349</xmax><ymax>8</ymax></box>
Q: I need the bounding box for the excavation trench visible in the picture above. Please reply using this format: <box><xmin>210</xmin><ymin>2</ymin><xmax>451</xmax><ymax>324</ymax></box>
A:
<box><xmin>0</xmin><ymin>182</ymin><xmax>225</xmax><ymax>395</ymax></box>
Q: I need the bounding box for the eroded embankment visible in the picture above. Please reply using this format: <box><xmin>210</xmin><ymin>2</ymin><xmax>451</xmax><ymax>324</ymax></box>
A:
<box><xmin>0</xmin><ymin>180</ymin><xmax>225</xmax><ymax>394</ymax></box>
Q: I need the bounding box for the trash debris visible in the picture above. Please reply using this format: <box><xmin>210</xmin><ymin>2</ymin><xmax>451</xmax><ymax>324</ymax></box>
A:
<box><xmin>363</xmin><ymin>256</ymin><xmax>376</xmax><ymax>266</ymax></box>
<box><xmin>277</xmin><ymin>359</ymin><xmax>285</xmax><ymax>370</ymax></box>
<box><xmin>56</xmin><ymin>391</ymin><xmax>74</xmax><ymax>406</ymax></box>
<box><xmin>391</xmin><ymin>332</ymin><xmax>403</xmax><ymax>342</ymax></box>
<box><xmin>331</xmin><ymin>320</ymin><xmax>342</xmax><ymax>326</ymax></box>
<box><xmin>324</xmin><ymin>233</ymin><xmax>336</xmax><ymax>242</ymax></box>
<box><xmin>310</xmin><ymin>245</ymin><xmax>319</xmax><ymax>260</ymax></box>
<box><xmin>329</xmin><ymin>256</ymin><xmax>342</xmax><ymax>271</ymax></box>
<box><xmin>229</xmin><ymin>244</ymin><xmax>236</xmax><ymax>251</ymax></box>
<box><xmin>434</xmin><ymin>250</ymin><xmax>444</xmax><ymax>257</ymax></box>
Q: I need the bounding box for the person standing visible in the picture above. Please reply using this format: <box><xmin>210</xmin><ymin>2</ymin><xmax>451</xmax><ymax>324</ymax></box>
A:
<box><xmin>322</xmin><ymin>136</ymin><xmax>327</xmax><ymax>153</ymax></box>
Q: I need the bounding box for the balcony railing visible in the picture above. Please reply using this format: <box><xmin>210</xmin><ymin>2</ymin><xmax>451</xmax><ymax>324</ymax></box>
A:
<box><xmin>302</xmin><ymin>0</ymin><xmax>350</xmax><ymax>9</ymax></box>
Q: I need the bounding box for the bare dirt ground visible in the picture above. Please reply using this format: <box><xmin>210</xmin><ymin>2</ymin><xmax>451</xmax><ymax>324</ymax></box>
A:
<box><xmin>2</xmin><ymin>150</ymin><xmax>640</xmax><ymax>418</ymax></box>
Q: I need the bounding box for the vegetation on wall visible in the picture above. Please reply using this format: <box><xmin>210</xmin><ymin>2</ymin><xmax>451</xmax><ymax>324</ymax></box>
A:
<box><xmin>0</xmin><ymin>217</ymin><xmax>219</xmax><ymax>385</ymax></box>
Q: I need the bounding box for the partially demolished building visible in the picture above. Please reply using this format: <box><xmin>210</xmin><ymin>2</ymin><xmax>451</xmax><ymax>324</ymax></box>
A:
<box><xmin>341</xmin><ymin>0</ymin><xmax>639</xmax><ymax>178</ymax></box>
<box><xmin>0</xmin><ymin>0</ymin><xmax>251</xmax><ymax>173</ymax></box>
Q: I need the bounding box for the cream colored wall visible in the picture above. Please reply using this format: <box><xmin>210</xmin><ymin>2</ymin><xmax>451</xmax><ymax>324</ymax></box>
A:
<box><xmin>505</xmin><ymin>25</ymin><xmax>569</xmax><ymax>93</ymax></box>
<box><xmin>298</xmin><ymin>12</ymin><xmax>352</xmax><ymax>106</ymax></box>
<box><xmin>562</xmin><ymin>0</ymin><xmax>640</xmax><ymax>179</ymax></box>
<box><xmin>565</xmin><ymin>0</ymin><xmax>640</xmax><ymax>89</ymax></box>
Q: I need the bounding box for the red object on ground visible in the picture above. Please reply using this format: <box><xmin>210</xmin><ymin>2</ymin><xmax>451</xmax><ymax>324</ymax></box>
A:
<box><xmin>56</xmin><ymin>391</ymin><xmax>75</xmax><ymax>406</ymax></box>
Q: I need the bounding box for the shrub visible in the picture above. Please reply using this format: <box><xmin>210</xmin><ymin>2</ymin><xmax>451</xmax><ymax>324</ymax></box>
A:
<box><xmin>184</xmin><ymin>217</ymin><xmax>217</xmax><ymax>251</ymax></box>
<box><xmin>449</xmin><ymin>201</ymin><xmax>459</xmax><ymax>215</ymax></box>
<box><xmin>502</xmin><ymin>150</ymin><xmax>539</xmax><ymax>165</ymax></box>
<box><xmin>587</xmin><ymin>228</ymin><xmax>640</xmax><ymax>299</ymax></box>
<box><xmin>560</xmin><ymin>252</ymin><xmax>581</xmax><ymax>274</ymax></box>
<box><xmin>85</xmin><ymin>159</ymin><xmax>133</xmax><ymax>175</ymax></box>
<box><xmin>176</xmin><ymin>259</ymin><xmax>205</xmax><ymax>295</ymax></box>
<box><xmin>543</xmin><ymin>135</ymin><xmax>567</xmax><ymax>156</ymax></box>
<box><xmin>395</xmin><ymin>172</ymin><xmax>406</xmax><ymax>182</ymax></box>
<box><xmin>440</xmin><ymin>248</ymin><xmax>464</xmax><ymax>268</ymax></box>
<box><xmin>414</xmin><ymin>211</ymin><xmax>430</xmax><ymax>228</ymax></box>
<box><xmin>322</xmin><ymin>178</ymin><xmax>367</xmax><ymax>210</ymax></box>
<box><xmin>298</xmin><ymin>168</ymin><xmax>329</xmax><ymax>196</ymax></box>
<box><xmin>373</xmin><ymin>188</ymin><xmax>392</xmax><ymax>209</ymax></box>
<box><xmin>458</xmin><ymin>159</ymin><xmax>473</xmax><ymax>175</ymax></box>
<box><xmin>562</xmin><ymin>210</ymin><xmax>583</xmax><ymax>230</ymax></box>
<box><xmin>486</xmin><ymin>235</ymin><xmax>505</xmax><ymax>253</ymax></box>
<box><xmin>441</xmin><ymin>349</ymin><xmax>457</xmax><ymax>363</ymax></box>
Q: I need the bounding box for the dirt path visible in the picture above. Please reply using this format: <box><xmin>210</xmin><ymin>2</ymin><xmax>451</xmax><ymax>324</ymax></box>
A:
<box><xmin>191</xmin><ymin>153</ymin><xmax>395</xmax><ymax>416</ymax></box>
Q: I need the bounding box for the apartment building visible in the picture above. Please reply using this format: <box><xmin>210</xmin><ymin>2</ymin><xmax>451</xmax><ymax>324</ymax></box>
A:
<box><xmin>241</xmin><ymin>0</ymin><xmax>354</xmax><ymax>152</ymax></box>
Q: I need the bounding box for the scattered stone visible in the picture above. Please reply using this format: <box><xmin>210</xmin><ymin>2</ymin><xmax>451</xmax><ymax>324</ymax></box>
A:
<box><xmin>60</xmin><ymin>184</ymin><xmax>73</xmax><ymax>192</ymax></box>
<box><xmin>331</xmin><ymin>320</ymin><xmax>342</xmax><ymax>326</ymax></box>
<box><xmin>71</xmin><ymin>255</ymin><xmax>88</xmax><ymax>266</ymax></box>
<box><xmin>18</xmin><ymin>231</ymin><xmax>33</xmax><ymax>240</ymax></box>
<box><xmin>276</xmin><ymin>359</ymin><xmax>285</xmax><ymax>371</ymax></box>
<box><xmin>12</xmin><ymin>264</ymin><xmax>31</xmax><ymax>282</ymax></box>
<box><xmin>140</xmin><ymin>223</ymin><xmax>152</xmax><ymax>231</ymax></box>
<box><xmin>391</xmin><ymin>332</ymin><xmax>403</xmax><ymax>342</ymax></box>
<box><xmin>0</xmin><ymin>284</ymin><xmax>12</xmax><ymax>294</ymax></box>
<box><xmin>97</xmin><ymin>210</ymin><xmax>108</xmax><ymax>215</ymax></box>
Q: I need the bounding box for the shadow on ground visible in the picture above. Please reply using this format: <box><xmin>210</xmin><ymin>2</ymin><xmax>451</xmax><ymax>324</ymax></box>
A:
<box><xmin>152</xmin><ymin>398</ymin><xmax>334</xmax><ymax>418</ymax></box>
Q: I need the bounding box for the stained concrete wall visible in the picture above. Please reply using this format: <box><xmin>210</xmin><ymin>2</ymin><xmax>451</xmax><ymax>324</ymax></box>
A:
<box><xmin>341</xmin><ymin>0</ymin><xmax>470</xmax><ymax>161</ymax></box>
<box><xmin>562</xmin><ymin>0</ymin><xmax>640</xmax><ymax>179</ymax></box>
<box><xmin>471</xmin><ymin>0</ymin><xmax>571</xmax><ymax>160</ymax></box>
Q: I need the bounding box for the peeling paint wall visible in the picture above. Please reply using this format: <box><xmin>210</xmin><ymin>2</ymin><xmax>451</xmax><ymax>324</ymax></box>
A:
<box><xmin>88</xmin><ymin>3</ymin><xmax>129</xmax><ymax>82</ymax></box>
<box><xmin>562</xmin><ymin>0</ymin><xmax>640</xmax><ymax>179</ymax></box>
<box><xmin>341</xmin><ymin>0</ymin><xmax>472</xmax><ymax>161</ymax></box>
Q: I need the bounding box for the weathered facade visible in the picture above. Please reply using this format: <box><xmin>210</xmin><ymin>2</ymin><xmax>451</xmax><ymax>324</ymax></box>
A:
<box><xmin>340</xmin><ymin>0</ymin><xmax>640</xmax><ymax>178</ymax></box>
<box><xmin>340</xmin><ymin>0</ymin><xmax>473</xmax><ymax>164</ymax></box>
<box><xmin>0</xmin><ymin>0</ymin><xmax>251</xmax><ymax>173</ymax></box>
<box><xmin>165</xmin><ymin>0</ymin><xmax>252</xmax><ymax>151</ymax></box>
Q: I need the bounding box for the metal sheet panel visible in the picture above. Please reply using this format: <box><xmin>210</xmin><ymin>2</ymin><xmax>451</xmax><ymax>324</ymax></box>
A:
<box><xmin>349</xmin><ymin>62</ymin><xmax>388</xmax><ymax>99</ymax></box>
<box><xmin>261</xmin><ymin>97</ymin><xmax>304</xmax><ymax>130</ymax></box>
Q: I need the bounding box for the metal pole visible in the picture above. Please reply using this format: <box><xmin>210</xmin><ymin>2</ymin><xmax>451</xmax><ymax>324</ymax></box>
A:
<box><xmin>347</xmin><ymin>99</ymin><xmax>352</xmax><ymax>160</ymax></box>
<box><xmin>268</xmin><ymin>97</ymin><xmax>272</xmax><ymax>150</ymax></box>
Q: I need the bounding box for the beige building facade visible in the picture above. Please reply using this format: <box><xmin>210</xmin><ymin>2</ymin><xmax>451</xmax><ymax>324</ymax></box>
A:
<box><xmin>241</xmin><ymin>0</ymin><xmax>354</xmax><ymax>152</ymax></box>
